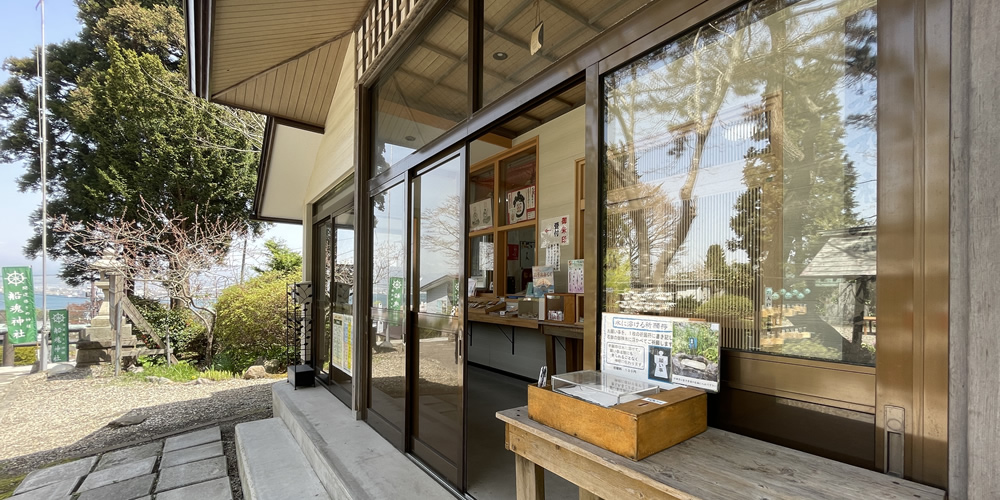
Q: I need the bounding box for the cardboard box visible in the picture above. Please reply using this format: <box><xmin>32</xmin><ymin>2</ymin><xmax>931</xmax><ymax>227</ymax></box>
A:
<box><xmin>527</xmin><ymin>384</ymin><xmax>707</xmax><ymax>460</ymax></box>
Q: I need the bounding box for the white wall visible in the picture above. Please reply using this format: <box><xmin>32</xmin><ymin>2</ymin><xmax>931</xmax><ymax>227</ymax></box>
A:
<box><xmin>513</xmin><ymin>106</ymin><xmax>585</xmax><ymax>291</ymax></box>
<box><xmin>306</xmin><ymin>34</ymin><xmax>357</xmax><ymax>205</ymax></box>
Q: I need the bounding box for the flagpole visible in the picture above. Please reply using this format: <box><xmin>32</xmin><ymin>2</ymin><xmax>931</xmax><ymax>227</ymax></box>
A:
<box><xmin>38</xmin><ymin>0</ymin><xmax>49</xmax><ymax>371</ymax></box>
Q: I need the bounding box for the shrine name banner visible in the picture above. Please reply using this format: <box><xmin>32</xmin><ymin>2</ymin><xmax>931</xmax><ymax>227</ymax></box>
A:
<box><xmin>2</xmin><ymin>267</ymin><xmax>38</xmax><ymax>344</ymax></box>
<box><xmin>601</xmin><ymin>312</ymin><xmax>721</xmax><ymax>392</ymax></box>
<box><xmin>49</xmin><ymin>309</ymin><xmax>69</xmax><ymax>362</ymax></box>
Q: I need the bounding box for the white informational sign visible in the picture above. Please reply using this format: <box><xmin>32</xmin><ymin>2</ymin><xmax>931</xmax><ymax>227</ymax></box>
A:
<box><xmin>601</xmin><ymin>313</ymin><xmax>720</xmax><ymax>392</ymax></box>
<box><xmin>330</xmin><ymin>313</ymin><xmax>354</xmax><ymax>376</ymax></box>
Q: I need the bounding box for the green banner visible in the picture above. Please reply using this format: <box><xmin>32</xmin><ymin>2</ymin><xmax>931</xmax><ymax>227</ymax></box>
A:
<box><xmin>49</xmin><ymin>309</ymin><xmax>69</xmax><ymax>362</ymax></box>
<box><xmin>388</xmin><ymin>277</ymin><xmax>404</xmax><ymax>311</ymax></box>
<box><xmin>388</xmin><ymin>277</ymin><xmax>404</xmax><ymax>327</ymax></box>
<box><xmin>2</xmin><ymin>267</ymin><xmax>37</xmax><ymax>344</ymax></box>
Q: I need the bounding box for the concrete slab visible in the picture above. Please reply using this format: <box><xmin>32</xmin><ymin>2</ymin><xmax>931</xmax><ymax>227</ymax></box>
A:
<box><xmin>156</xmin><ymin>477</ymin><xmax>233</xmax><ymax>500</ymax></box>
<box><xmin>14</xmin><ymin>456</ymin><xmax>97</xmax><ymax>494</ymax></box>
<box><xmin>160</xmin><ymin>441</ymin><xmax>223</xmax><ymax>469</ymax></box>
<box><xmin>273</xmin><ymin>383</ymin><xmax>453</xmax><ymax>499</ymax></box>
<box><xmin>235</xmin><ymin>419</ymin><xmax>328</xmax><ymax>500</ymax></box>
<box><xmin>95</xmin><ymin>441</ymin><xmax>162</xmax><ymax>471</ymax></box>
<box><xmin>163</xmin><ymin>426</ymin><xmax>221</xmax><ymax>453</ymax></box>
<box><xmin>155</xmin><ymin>456</ymin><xmax>227</xmax><ymax>492</ymax></box>
<box><xmin>76</xmin><ymin>473</ymin><xmax>155</xmax><ymax>500</ymax></box>
<box><xmin>77</xmin><ymin>456</ymin><xmax>156</xmax><ymax>492</ymax></box>
<box><xmin>9</xmin><ymin>477</ymin><xmax>79</xmax><ymax>500</ymax></box>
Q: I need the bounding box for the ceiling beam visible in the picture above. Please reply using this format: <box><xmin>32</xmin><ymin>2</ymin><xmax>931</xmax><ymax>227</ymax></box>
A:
<box><xmin>543</xmin><ymin>0</ymin><xmax>602</xmax><ymax>33</ymax></box>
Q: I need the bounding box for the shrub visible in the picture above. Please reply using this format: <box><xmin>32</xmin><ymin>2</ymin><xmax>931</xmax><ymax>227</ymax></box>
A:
<box><xmin>130</xmin><ymin>297</ymin><xmax>207</xmax><ymax>358</ymax></box>
<box><xmin>694</xmin><ymin>295</ymin><xmax>754</xmax><ymax>320</ymax></box>
<box><xmin>0</xmin><ymin>347</ymin><xmax>37</xmax><ymax>366</ymax></box>
<box><xmin>214</xmin><ymin>270</ymin><xmax>297</xmax><ymax>374</ymax></box>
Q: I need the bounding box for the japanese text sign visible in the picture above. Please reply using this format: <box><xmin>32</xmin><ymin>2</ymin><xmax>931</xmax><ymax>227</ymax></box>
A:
<box><xmin>49</xmin><ymin>309</ymin><xmax>69</xmax><ymax>362</ymax></box>
<box><xmin>2</xmin><ymin>267</ymin><xmax>37</xmax><ymax>344</ymax></box>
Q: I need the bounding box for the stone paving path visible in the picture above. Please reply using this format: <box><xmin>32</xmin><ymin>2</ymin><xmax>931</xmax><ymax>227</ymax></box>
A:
<box><xmin>9</xmin><ymin>426</ymin><xmax>233</xmax><ymax>500</ymax></box>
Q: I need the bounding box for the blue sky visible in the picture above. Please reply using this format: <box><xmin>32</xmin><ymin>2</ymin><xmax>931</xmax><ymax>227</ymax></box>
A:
<box><xmin>0</xmin><ymin>1</ymin><xmax>301</xmax><ymax>289</ymax></box>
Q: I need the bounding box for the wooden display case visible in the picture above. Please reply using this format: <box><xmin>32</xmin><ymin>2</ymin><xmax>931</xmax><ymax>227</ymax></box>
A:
<box><xmin>468</xmin><ymin>138</ymin><xmax>539</xmax><ymax>298</ymax></box>
<box><xmin>544</xmin><ymin>293</ymin><xmax>576</xmax><ymax>324</ymax></box>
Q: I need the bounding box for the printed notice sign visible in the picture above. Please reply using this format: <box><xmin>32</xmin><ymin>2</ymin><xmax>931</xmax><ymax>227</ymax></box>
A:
<box><xmin>601</xmin><ymin>313</ymin><xmax>720</xmax><ymax>392</ymax></box>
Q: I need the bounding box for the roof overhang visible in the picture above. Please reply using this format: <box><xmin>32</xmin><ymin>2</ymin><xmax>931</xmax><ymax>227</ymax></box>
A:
<box><xmin>185</xmin><ymin>0</ymin><xmax>366</xmax><ymax>129</ymax></box>
<box><xmin>252</xmin><ymin>117</ymin><xmax>324</xmax><ymax>224</ymax></box>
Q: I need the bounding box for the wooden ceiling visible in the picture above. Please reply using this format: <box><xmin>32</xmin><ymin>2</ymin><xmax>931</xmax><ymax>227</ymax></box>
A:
<box><xmin>206</xmin><ymin>0</ymin><xmax>368</xmax><ymax>128</ymax></box>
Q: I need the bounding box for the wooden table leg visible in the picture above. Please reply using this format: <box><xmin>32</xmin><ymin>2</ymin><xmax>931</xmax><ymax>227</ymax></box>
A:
<box><xmin>544</xmin><ymin>335</ymin><xmax>557</xmax><ymax>376</ymax></box>
<box><xmin>579</xmin><ymin>489</ymin><xmax>604</xmax><ymax>500</ymax></box>
<box><xmin>566</xmin><ymin>338</ymin><xmax>583</xmax><ymax>372</ymax></box>
<box><xmin>515</xmin><ymin>454</ymin><xmax>545</xmax><ymax>500</ymax></box>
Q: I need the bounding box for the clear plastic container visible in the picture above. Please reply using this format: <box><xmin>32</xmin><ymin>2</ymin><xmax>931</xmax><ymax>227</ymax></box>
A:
<box><xmin>551</xmin><ymin>370</ymin><xmax>660</xmax><ymax>407</ymax></box>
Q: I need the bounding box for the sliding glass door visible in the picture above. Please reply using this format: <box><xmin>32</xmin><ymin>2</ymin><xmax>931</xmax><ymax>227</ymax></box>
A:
<box><xmin>410</xmin><ymin>154</ymin><xmax>465</xmax><ymax>487</ymax></box>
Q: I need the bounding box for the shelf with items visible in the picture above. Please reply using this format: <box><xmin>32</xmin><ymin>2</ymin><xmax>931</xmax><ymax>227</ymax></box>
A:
<box><xmin>468</xmin><ymin>137</ymin><xmax>539</xmax><ymax>298</ymax></box>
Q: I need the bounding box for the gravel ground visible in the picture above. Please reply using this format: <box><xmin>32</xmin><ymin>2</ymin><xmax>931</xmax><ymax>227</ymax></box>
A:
<box><xmin>0</xmin><ymin>365</ymin><xmax>277</xmax><ymax>478</ymax></box>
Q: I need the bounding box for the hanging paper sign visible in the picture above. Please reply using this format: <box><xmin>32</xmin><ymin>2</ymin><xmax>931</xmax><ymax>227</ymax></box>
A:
<box><xmin>469</xmin><ymin>198</ymin><xmax>493</xmax><ymax>232</ymax></box>
<box><xmin>507</xmin><ymin>244</ymin><xmax>519</xmax><ymax>261</ymax></box>
<box><xmin>479</xmin><ymin>241</ymin><xmax>495</xmax><ymax>272</ymax></box>
<box><xmin>545</xmin><ymin>245</ymin><xmax>561</xmax><ymax>271</ymax></box>
<box><xmin>49</xmin><ymin>309</ymin><xmax>69</xmax><ymax>362</ymax></box>
<box><xmin>2</xmin><ymin>267</ymin><xmax>38</xmax><ymax>344</ymax></box>
<box><xmin>567</xmin><ymin>259</ymin><xmax>584</xmax><ymax>294</ymax></box>
<box><xmin>506</xmin><ymin>186</ymin><xmax>536</xmax><ymax>224</ymax></box>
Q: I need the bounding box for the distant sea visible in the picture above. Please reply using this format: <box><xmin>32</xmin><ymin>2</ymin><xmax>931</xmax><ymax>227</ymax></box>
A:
<box><xmin>0</xmin><ymin>294</ymin><xmax>91</xmax><ymax>312</ymax></box>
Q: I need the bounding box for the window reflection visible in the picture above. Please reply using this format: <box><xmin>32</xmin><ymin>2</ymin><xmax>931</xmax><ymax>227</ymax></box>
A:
<box><xmin>602</xmin><ymin>0</ymin><xmax>877</xmax><ymax>365</ymax></box>
<box><xmin>372</xmin><ymin>0</ymin><xmax>469</xmax><ymax>178</ymax></box>
<box><xmin>369</xmin><ymin>183</ymin><xmax>407</xmax><ymax>430</ymax></box>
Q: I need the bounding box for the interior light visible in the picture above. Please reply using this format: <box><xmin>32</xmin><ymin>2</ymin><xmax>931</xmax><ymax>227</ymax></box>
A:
<box><xmin>404</xmin><ymin>136</ymin><xmax>416</xmax><ymax>142</ymax></box>
<box><xmin>493</xmin><ymin>51</ymin><xmax>508</xmax><ymax>61</ymax></box>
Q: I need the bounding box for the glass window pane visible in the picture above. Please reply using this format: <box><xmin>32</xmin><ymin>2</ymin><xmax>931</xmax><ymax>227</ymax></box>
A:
<box><xmin>330</xmin><ymin>211</ymin><xmax>355</xmax><ymax>392</ymax></box>
<box><xmin>372</xmin><ymin>0</ymin><xmax>469</xmax><ymax>177</ymax></box>
<box><xmin>469</xmin><ymin>233</ymin><xmax>495</xmax><ymax>292</ymax></box>
<box><xmin>601</xmin><ymin>0</ymin><xmax>878</xmax><ymax>366</ymax></box>
<box><xmin>412</xmin><ymin>155</ymin><xmax>464</xmax><ymax>480</ymax></box>
<box><xmin>369</xmin><ymin>183</ymin><xmax>407</xmax><ymax>430</ymax></box>
<box><xmin>502</xmin><ymin>226</ymin><xmax>535</xmax><ymax>294</ymax></box>
<box><xmin>482</xmin><ymin>0</ymin><xmax>653</xmax><ymax>104</ymax></box>
<box><xmin>500</xmin><ymin>149</ymin><xmax>536</xmax><ymax>225</ymax></box>
<box><xmin>470</xmin><ymin>167</ymin><xmax>495</xmax><ymax>231</ymax></box>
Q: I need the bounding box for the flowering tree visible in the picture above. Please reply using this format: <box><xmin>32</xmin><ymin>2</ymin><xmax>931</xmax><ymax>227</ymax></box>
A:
<box><xmin>57</xmin><ymin>199</ymin><xmax>248</xmax><ymax>363</ymax></box>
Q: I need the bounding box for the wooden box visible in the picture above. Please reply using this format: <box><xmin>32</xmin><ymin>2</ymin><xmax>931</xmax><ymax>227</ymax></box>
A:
<box><xmin>527</xmin><ymin>384</ymin><xmax>707</xmax><ymax>460</ymax></box>
<box><xmin>543</xmin><ymin>293</ymin><xmax>576</xmax><ymax>324</ymax></box>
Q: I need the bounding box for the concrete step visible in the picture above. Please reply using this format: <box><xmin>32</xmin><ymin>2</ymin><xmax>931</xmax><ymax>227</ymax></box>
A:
<box><xmin>235</xmin><ymin>418</ymin><xmax>329</xmax><ymax>500</ymax></box>
<box><xmin>272</xmin><ymin>383</ymin><xmax>454</xmax><ymax>500</ymax></box>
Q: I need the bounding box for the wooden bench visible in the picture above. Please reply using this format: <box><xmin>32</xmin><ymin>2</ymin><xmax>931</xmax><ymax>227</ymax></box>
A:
<box><xmin>497</xmin><ymin>406</ymin><xmax>944</xmax><ymax>500</ymax></box>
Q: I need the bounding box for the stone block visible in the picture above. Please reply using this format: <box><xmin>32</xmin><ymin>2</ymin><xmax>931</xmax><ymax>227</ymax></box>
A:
<box><xmin>156</xmin><ymin>456</ymin><xmax>227</xmax><ymax>492</ymax></box>
<box><xmin>15</xmin><ymin>456</ymin><xmax>96</xmax><ymax>494</ymax></box>
<box><xmin>10</xmin><ymin>477</ymin><xmax>79</xmax><ymax>500</ymax></box>
<box><xmin>161</xmin><ymin>441</ymin><xmax>223</xmax><ymax>469</ymax></box>
<box><xmin>96</xmin><ymin>441</ymin><xmax>162</xmax><ymax>471</ymax></box>
<box><xmin>77</xmin><ymin>456</ymin><xmax>156</xmax><ymax>492</ymax></box>
<box><xmin>76</xmin><ymin>473</ymin><xmax>154</xmax><ymax>500</ymax></box>
<box><xmin>155</xmin><ymin>477</ymin><xmax>232</xmax><ymax>500</ymax></box>
<box><xmin>163</xmin><ymin>426</ymin><xmax>221</xmax><ymax>453</ymax></box>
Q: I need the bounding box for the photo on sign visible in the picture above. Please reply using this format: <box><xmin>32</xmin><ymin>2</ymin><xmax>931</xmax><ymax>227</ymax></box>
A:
<box><xmin>671</xmin><ymin>322</ymin><xmax>720</xmax><ymax>390</ymax></box>
<box><xmin>647</xmin><ymin>345</ymin><xmax>672</xmax><ymax>383</ymax></box>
